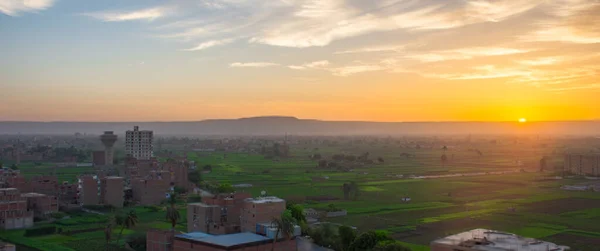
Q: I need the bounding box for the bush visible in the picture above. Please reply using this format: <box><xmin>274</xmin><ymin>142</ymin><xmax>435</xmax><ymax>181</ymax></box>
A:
<box><xmin>24</xmin><ymin>226</ymin><xmax>57</xmax><ymax>237</ymax></box>
<box><xmin>50</xmin><ymin>212</ymin><xmax>67</xmax><ymax>219</ymax></box>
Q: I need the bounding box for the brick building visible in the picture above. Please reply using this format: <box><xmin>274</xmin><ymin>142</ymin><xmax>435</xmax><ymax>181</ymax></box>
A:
<box><xmin>58</xmin><ymin>182</ymin><xmax>79</xmax><ymax>205</ymax></box>
<box><xmin>100</xmin><ymin>177</ymin><xmax>124</xmax><ymax>208</ymax></box>
<box><xmin>78</xmin><ymin>175</ymin><xmax>100</xmax><ymax>206</ymax></box>
<box><xmin>29</xmin><ymin>176</ymin><xmax>59</xmax><ymax>195</ymax></box>
<box><xmin>188</xmin><ymin>193</ymin><xmax>252</xmax><ymax>234</ymax></box>
<box><xmin>0</xmin><ymin>188</ymin><xmax>34</xmax><ymax>230</ymax></box>
<box><xmin>131</xmin><ymin>176</ymin><xmax>171</xmax><ymax>206</ymax></box>
<box><xmin>166</xmin><ymin>159</ymin><xmax>190</xmax><ymax>189</ymax></box>
<box><xmin>564</xmin><ymin>153</ymin><xmax>600</xmax><ymax>176</ymax></box>
<box><xmin>240</xmin><ymin>197</ymin><xmax>286</xmax><ymax>233</ymax></box>
<box><xmin>21</xmin><ymin>193</ymin><xmax>58</xmax><ymax>218</ymax></box>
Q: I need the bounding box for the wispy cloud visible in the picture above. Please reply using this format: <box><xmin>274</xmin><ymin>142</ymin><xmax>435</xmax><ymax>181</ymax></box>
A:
<box><xmin>0</xmin><ymin>0</ymin><xmax>55</xmax><ymax>16</ymax></box>
<box><xmin>517</xmin><ymin>57</ymin><xmax>562</xmax><ymax>66</ymax></box>
<box><xmin>288</xmin><ymin>60</ymin><xmax>330</xmax><ymax>70</ymax></box>
<box><xmin>548</xmin><ymin>84</ymin><xmax>600</xmax><ymax>92</ymax></box>
<box><xmin>335</xmin><ymin>45</ymin><xmax>404</xmax><ymax>54</ymax></box>
<box><xmin>83</xmin><ymin>7</ymin><xmax>169</xmax><ymax>22</ymax></box>
<box><xmin>183</xmin><ymin>39</ymin><xmax>234</xmax><ymax>51</ymax></box>
<box><xmin>229</xmin><ymin>62</ymin><xmax>279</xmax><ymax>68</ymax></box>
<box><xmin>407</xmin><ymin>47</ymin><xmax>530</xmax><ymax>62</ymax></box>
<box><xmin>331</xmin><ymin>64</ymin><xmax>385</xmax><ymax>77</ymax></box>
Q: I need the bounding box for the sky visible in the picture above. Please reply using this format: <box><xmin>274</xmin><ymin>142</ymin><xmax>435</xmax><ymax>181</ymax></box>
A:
<box><xmin>0</xmin><ymin>0</ymin><xmax>599</xmax><ymax>122</ymax></box>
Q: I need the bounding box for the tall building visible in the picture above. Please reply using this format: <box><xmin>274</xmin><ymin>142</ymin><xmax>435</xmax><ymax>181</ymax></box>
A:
<box><xmin>564</xmin><ymin>153</ymin><xmax>600</xmax><ymax>176</ymax></box>
<box><xmin>100</xmin><ymin>131</ymin><xmax>118</xmax><ymax>165</ymax></box>
<box><xmin>100</xmin><ymin>177</ymin><xmax>124</xmax><ymax>208</ymax></box>
<box><xmin>0</xmin><ymin>188</ymin><xmax>34</xmax><ymax>230</ymax></box>
<box><xmin>431</xmin><ymin>229</ymin><xmax>569</xmax><ymax>251</ymax></box>
<box><xmin>126</xmin><ymin>126</ymin><xmax>154</xmax><ymax>160</ymax></box>
<box><xmin>78</xmin><ymin>175</ymin><xmax>100</xmax><ymax>206</ymax></box>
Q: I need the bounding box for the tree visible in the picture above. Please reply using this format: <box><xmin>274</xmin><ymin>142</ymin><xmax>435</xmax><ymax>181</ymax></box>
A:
<box><xmin>271</xmin><ymin>210</ymin><xmax>297</xmax><ymax>251</ymax></box>
<box><xmin>287</xmin><ymin>203</ymin><xmax>306</xmax><ymax>224</ymax></box>
<box><xmin>441</xmin><ymin>154</ymin><xmax>448</xmax><ymax>167</ymax></box>
<box><xmin>115</xmin><ymin>210</ymin><xmax>138</xmax><ymax>245</ymax></box>
<box><xmin>217</xmin><ymin>182</ymin><xmax>235</xmax><ymax>193</ymax></box>
<box><xmin>165</xmin><ymin>193</ymin><xmax>180</xmax><ymax>232</ymax></box>
<box><xmin>104</xmin><ymin>223</ymin><xmax>112</xmax><ymax>251</ymax></box>
<box><xmin>173</xmin><ymin>186</ymin><xmax>187</xmax><ymax>195</ymax></box>
<box><xmin>377</xmin><ymin>157</ymin><xmax>384</xmax><ymax>163</ymax></box>
<box><xmin>339</xmin><ymin>226</ymin><xmax>357</xmax><ymax>251</ymax></box>
<box><xmin>9</xmin><ymin>164</ymin><xmax>18</xmax><ymax>170</ymax></box>
<box><xmin>349</xmin><ymin>230</ymin><xmax>392</xmax><ymax>251</ymax></box>
<box><xmin>188</xmin><ymin>170</ymin><xmax>202</xmax><ymax>186</ymax></box>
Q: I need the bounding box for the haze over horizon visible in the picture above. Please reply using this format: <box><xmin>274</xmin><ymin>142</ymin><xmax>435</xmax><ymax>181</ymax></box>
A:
<box><xmin>2</xmin><ymin>0</ymin><xmax>599</xmax><ymax>122</ymax></box>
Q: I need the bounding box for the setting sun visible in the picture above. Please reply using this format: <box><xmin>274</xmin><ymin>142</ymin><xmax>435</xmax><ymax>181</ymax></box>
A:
<box><xmin>519</xmin><ymin>118</ymin><xmax>527</xmax><ymax>123</ymax></box>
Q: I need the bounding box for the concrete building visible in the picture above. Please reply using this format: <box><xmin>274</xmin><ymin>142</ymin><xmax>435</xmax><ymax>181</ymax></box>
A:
<box><xmin>564</xmin><ymin>153</ymin><xmax>600</xmax><ymax>176</ymax></box>
<box><xmin>58</xmin><ymin>182</ymin><xmax>79</xmax><ymax>205</ymax></box>
<box><xmin>100</xmin><ymin>176</ymin><xmax>124</xmax><ymax>208</ymax></box>
<box><xmin>431</xmin><ymin>229</ymin><xmax>569</xmax><ymax>251</ymax></box>
<box><xmin>126</xmin><ymin>126</ymin><xmax>154</xmax><ymax>160</ymax></box>
<box><xmin>0</xmin><ymin>188</ymin><xmax>34</xmax><ymax>230</ymax></box>
<box><xmin>21</xmin><ymin>193</ymin><xmax>58</xmax><ymax>218</ymax></box>
<box><xmin>100</xmin><ymin>131</ymin><xmax>118</xmax><ymax>165</ymax></box>
<box><xmin>78</xmin><ymin>175</ymin><xmax>100</xmax><ymax>206</ymax></box>
<box><xmin>240</xmin><ymin>197</ymin><xmax>286</xmax><ymax>233</ymax></box>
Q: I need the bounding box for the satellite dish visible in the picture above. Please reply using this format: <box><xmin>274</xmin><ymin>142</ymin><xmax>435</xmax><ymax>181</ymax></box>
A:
<box><xmin>261</xmin><ymin>191</ymin><xmax>266</xmax><ymax>196</ymax></box>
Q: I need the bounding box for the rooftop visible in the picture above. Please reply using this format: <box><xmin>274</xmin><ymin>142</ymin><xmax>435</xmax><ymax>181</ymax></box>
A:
<box><xmin>432</xmin><ymin>229</ymin><xmax>569</xmax><ymax>251</ymax></box>
<box><xmin>21</xmin><ymin>193</ymin><xmax>48</xmax><ymax>197</ymax></box>
<box><xmin>245</xmin><ymin>196</ymin><xmax>285</xmax><ymax>204</ymax></box>
<box><xmin>188</xmin><ymin>202</ymin><xmax>219</xmax><ymax>208</ymax></box>
<box><xmin>176</xmin><ymin>232</ymin><xmax>271</xmax><ymax>247</ymax></box>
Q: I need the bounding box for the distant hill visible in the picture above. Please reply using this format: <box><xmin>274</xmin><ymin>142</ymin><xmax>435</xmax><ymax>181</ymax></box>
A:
<box><xmin>0</xmin><ymin>117</ymin><xmax>598</xmax><ymax>135</ymax></box>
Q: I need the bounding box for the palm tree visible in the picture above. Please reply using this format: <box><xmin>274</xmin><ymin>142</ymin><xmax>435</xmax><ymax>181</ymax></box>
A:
<box><xmin>165</xmin><ymin>193</ymin><xmax>180</xmax><ymax>232</ymax></box>
<box><xmin>104</xmin><ymin>222</ymin><xmax>112</xmax><ymax>251</ymax></box>
<box><xmin>115</xmin><ymin>210</ymin><xmax>139</xmax><ymax>245</ymax></box>
<box><xmin>270</xmin><ymin>210</ymin><xmax>297</xmax><ymax>251</ymax></box>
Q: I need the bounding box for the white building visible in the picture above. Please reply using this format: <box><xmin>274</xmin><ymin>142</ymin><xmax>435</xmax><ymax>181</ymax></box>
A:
<box><xmin>125</xmin><ymin>126</ymin><xmax>154</xmax><ymax>160</ymax></box>
<box><xmin>431</xmin><ymin>229</ymin><xmax>569</xmax><ymax>251</ymax></box>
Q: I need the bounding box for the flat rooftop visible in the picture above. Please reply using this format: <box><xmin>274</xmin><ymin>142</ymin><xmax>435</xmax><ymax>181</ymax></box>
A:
<box><xmin>245</xmin><ymin>196</ymin><xmax>285</xmax><ymax>204</ymax></box>
<box><xmin>432</xmin><ymin>229</ymin><xmax>569</xmax><ymax>251</ymax></box>
<box><xmin>21</xmin><ymin>193</ymin><xmax>48</xmax><ymax>197</ymax></box>
<box><xmin>176</xmin><ymin>232</ymin><xmax>271</xmax><ymax>248</ymax></box>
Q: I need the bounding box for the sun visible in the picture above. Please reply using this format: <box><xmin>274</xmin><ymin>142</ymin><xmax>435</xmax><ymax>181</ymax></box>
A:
<box><xmin>518</xmin><ymin>118</ymin><xmax>527</xmax><ymax>123</ymax></box>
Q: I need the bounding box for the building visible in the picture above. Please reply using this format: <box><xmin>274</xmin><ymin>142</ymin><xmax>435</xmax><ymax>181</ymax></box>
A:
<box><xmin>92</xmin><ymin>151</ymin><xmax>106</xmax><ymax>166</ymax></box>
<box><xmin>78</xmin><ymin>175</ymin><xmax>100</xmax><ymax>206</ymax></box>
<box><xmin>240</xmin><ymin>197</ymin><xmax>286</xmax><ymax>233</ymax></box>
<box><xmin>147</xmin><ymin>229</ymin><xmax>175</xmax><ymax>251</ymax></box>
<box><xmin>166</xmin><ymin>159</ymin><xmax>190</xmax><ymax>189</ymax></box>
<box><xmin>100</xmin><ymin>131</ymin><xmax>118</xmax><ymax>165</ymax></box>
<box><xmin>564</xmin><ymin>154</ymin><xmax>600</xmax><ymax>176</ymax></box>
<box><xmin>58</xmin><ymin>182</ymin><xmax>79</xmax><ymax>205</ymax></box>
<box><xmin>172</xmin><ymin>232</ymin><xmax>296</xmax><ymax>251</ymax></box>
<box><xmin>187</xmin><ymin>193</ymin><xmax>252</xmax><ymax>234</ymax></box>
<box><xmin>126</xmin><ymin>126</ymin><xmax>154</xmax><ymax>160</ymax></box>
<box><xmin>0</xmin><ymin>188</ymin><xmax>34</xmax><ymax>230</ymax></box>
<box><xmin>29</xmin><ymin>176</ymin><xmax>59</xmax><ymax>195</ymax></box>
<box><xmin>0</xmin><ymin>241</ymin><xmax>16</xmax><ymax>251</ymax></box>
<box><xmin>430</xmin><ymin>229</ymin><xmax>569</xmax><ymax>251</ymax></box>
<box><xmin>131</xmin><ymin>175</ymin><xmax>171</xmax><ymax>206</ymax></box>
<box><xmin>21</xmin><ymin>193</ymin><xmax>58</xmax><ymax>218</ymax></box>
<box><xmin>100</xmin><ymin>176</ymin><xmax>124</xmax><ymax>208</ymax></box>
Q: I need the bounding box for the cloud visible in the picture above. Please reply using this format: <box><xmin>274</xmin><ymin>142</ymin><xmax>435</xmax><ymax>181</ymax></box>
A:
<box><xmin>517</xmin><ymin>57</ymin><xmax>562</xmax><ymax>66</ymax></box>
<box><xmin>330</xmin><ymin>65</ymin><xmax>385</xmax><ymax>77</ymax></box>
<box><xmin>334</xmin><ymin>45</ymin><xmax>404</xmax><ymax>54</ymax></box>
<box><xmin>0</xmin><ymin>0</ymin><xmax>55</xmax><ymax>16</ymax></box>
<box><xmin>547</xmin><ymin>84</ymin><xmax>600</xmax><ymax>92</ymax></box>
<box><xmin>83</xmin><ymin>7</ymin><xmax>168</xmax><ymax>22</ymax></box>
<box><xmin>183</xmin><ymin>39</ymin><xmax>234</xmax><ymax>51</ymax></box>
<box><xmin>288</xmin><ymin>60</ymin><xmax>330</xmax><ymax>70</ymax></box>
<box><xmin>407</xmin><ymin>47</ymin><xmax>530</xmax><ymax>62</ymax></box>
<box><xmin>229</xmin><ymin>62</ymin><xmax>279</xmax><ymax>68</ymax></box>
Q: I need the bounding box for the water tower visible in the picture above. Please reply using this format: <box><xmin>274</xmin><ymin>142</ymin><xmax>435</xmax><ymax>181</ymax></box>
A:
<box><xmin>100</xmin><ymin>131</ymin><xmax>118</xmax><ymax>165</ymax></box>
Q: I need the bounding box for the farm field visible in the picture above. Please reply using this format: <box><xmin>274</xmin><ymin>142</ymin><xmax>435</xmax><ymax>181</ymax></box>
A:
<box><xmin>5</xmin><ymin>137</ymin><xmax>600</xmax><ymax>251</ymax></box>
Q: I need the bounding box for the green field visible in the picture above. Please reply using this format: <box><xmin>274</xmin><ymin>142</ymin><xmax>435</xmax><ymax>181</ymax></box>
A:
<box><xmin>5</xmin><ymin>138</ymin><xmax>600</xmax><ymax>251</ymax></box>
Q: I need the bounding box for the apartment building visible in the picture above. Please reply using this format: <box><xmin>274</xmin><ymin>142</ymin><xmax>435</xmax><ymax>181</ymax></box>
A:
<box><xmin>0</xmin><ymin>188</ymin><xmax>33</xmax><ymax>230</ymax></box>
<box><xmin>240</xmin><ymin>197</ymin><xmax>286</xmax><ymax>233</ymax></box>
<box><xmin>564</xmin><ymin>153</ymin><xmax>600</xmax><ymax>176</ymax></box>
<box><xmin>126</xmin><ymin>126</ymin><xmax>154</xmax><ymax>160</ymax></box>
<box><xmin>21</xmin><ymin>193</ymin><xmax>58</xmax><ymax>218</ymax></box>
<box><xmin>100</xmin><ymin>176</ymin><xmax>124</xmax><ymax>208</ymax></box>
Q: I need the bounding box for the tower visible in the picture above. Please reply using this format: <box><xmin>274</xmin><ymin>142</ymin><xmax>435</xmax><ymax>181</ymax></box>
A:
<box><xmin>100</xmin><ymin>131</ymin><xmax>118</xmax><ymax>165</ymax></box>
